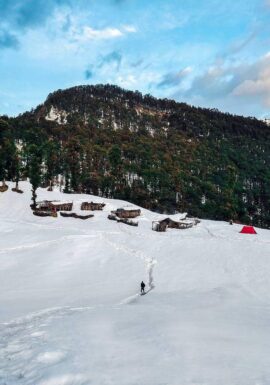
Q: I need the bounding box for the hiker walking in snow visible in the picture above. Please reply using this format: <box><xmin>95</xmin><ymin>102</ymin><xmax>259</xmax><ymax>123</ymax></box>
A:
<box><xmin>141</xmin><ymin>281</ymin><xmax>146</xmax><ymax>294</ymax></box>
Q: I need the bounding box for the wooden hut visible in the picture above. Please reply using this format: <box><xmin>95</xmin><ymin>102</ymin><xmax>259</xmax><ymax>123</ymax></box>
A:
<box><xmin>36</xmin><ymin>201</ymin><xmax>53</xmax><ymax>211</ymax></box>
<box><xmin>108</xmin><ymin>214</ymin><xmax>138</xmax><ymax>227</ymax></box>
<box><xmin>52</xmin><ymin>202</ymin><xmax>73</xmax><ymax>211</ymax></box>
<box><xmin>152</xmin><ymin>218</ymin><xmax>194</xmax><ymax>232</ymax></box>
<box><xmin>36</xmin><ymin>200</ymin><xmax>73</xmax><ymax>212</ymax></box>
<box><xmin>111</xmin><ymin>208</ymin><xmax>141</xmax><ymax>219</ymax></box>
<box><xmin>81</xmin><ymin>202</ymin><xmax>105</xmax><ymax>211</ymax></box>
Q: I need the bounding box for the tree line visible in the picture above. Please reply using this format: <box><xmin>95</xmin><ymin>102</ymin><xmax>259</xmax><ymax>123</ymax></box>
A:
<box><xmin>0</xmin><ymin>84</ymin><xmax>269</xmax><ymax>228</ymax></box>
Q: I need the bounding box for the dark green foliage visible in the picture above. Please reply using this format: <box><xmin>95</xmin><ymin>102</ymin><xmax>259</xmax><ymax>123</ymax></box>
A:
<box><xmin>28</xmin><ymin>144</ymin><xmax>42</xmax><ymax>208</ymax></box>
<box><xmin>0</xmin><ymin>118</ymin><xmax>18</xmax><ymax>184</ymax></box>
<box><xmin>1</xmin><ymin>84</ymin><xmax>270</xmax><ymax>228</ymax></box>
<box><xmin>43</xmin><ymin>140</ymin><xmax>60</xmax><ymax>188</ymax></box>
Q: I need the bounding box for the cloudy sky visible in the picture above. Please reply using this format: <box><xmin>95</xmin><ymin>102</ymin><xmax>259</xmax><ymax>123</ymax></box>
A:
<box><xmin>0</xmin><ymin>0</ymin><xmax>270</xmax><ymax>118</ymax></box>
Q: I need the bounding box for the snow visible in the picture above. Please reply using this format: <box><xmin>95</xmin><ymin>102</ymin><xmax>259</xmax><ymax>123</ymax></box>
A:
<box><xmin>0</xmin><ymin>181</ymin><xmax>270</xmax><ymax>385</ymax></box>
<box><xmin>45</xmin><ymin>106</ymin><xmax>68</xmax><ymax>124</ymax></box>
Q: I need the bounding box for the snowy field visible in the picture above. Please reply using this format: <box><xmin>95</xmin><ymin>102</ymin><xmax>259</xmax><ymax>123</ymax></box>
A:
<box><xmin>0</xmin><ymin>181</ymin><xmax>270</xmax><ymax>385</ymax></box>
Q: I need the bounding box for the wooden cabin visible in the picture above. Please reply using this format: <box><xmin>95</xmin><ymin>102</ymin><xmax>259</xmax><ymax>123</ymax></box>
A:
<box><xmin>81</xmin><ymin>202</ymin><xmax>105</xmax><ymax>211</ymax></box>
<box><xmin>108</xmin><ymin>214</ymin><xmax>138</xmax><ymax>227</ymax></box>
<box><xmin>152</xmin><ymin>218</ymin><xmax>194</xmax><ymax>232</ymax></box>
<box><xmin>111</xmin><ymin>208</ymin><xmax>141</xmax><ymax>219</ymax></box>
<box><xmin>36</xmin><ymin>200</ymin><xmax>73</xmax><ymax>212</ymax></box>
<box><xmin>36</xmin><ymin>201</ymin><xmax>52</xmax><ymax>211</ymax></box>
<box><xmin>51</xmin><ymin>202</ymin><xmax>73</xmax><ymax>211</ymax></box>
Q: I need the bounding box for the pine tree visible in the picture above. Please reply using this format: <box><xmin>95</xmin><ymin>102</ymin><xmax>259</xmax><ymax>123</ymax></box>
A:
<box><xmin>44</xmin><ymin>140</ymin><xmax>60</xmax><ymax>190</ymax></box>
<box><xmin>0</xmin><ymin>119</ymin><xmax>10</xmax><ymax>187</ymax></box>
<box><xmin>28</xmin><ymin>144</ymin><xmax>42</xmax><ymax>209</ymax></box>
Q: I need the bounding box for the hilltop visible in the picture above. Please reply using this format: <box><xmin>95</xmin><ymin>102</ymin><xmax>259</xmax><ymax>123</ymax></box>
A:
<box><xmin>1</xmin><ymin>84</ymin><xmax>270</xmax><ymax>227</ymax></box>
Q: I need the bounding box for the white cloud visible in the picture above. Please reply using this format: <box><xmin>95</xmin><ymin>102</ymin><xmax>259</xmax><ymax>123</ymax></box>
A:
<box><xmin>122</xmin><ymin>25</ymin><xmax>137</xmax><ymax>33</ymax></box>
<box><xmin>186</xmin><ymin>53</ymin><xmax>270</xmax><ymax>98</ymax></box>
<box><xmin>43</xmin><ymin>8</ymin><xmax>136</xmax><ymax>44</ymax></box>
<box><xmin>114</xmin><ymin>70</ymin><xmax>160</xmax><ymax>90</ymax></box>
<box><xmin>70</xmin><ymin>24</ymin><xmax>137</xmax><ymax>43</ymax></box>
<box><xmin>82</xmin><ymin>26</ymin><xmax>123</xmax><ymax>40</ymax></box>
<box><xmin>160</xmin><ymin>12</ymin><xmax>189</xmax><ymax>30</ymax></box>
<box><xmin>173</xmin><ymin>51</ymin><xmax>270</xmax><ymax>116</ymax></box>
<box><xmin>116</xmin><ymin>74</ymin><xmax>137</xmax><ymax>88</ymax></box>
<box><xmin>233</xmin><ymin>54</ymin><xmax>270</xmax><ymax>106</ymax></box>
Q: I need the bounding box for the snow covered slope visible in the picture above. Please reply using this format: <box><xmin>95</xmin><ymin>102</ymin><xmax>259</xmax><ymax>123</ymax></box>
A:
<box><xmin>0</xmin><ymin>182</ymin><xmax>270</xmax><ymax>385</ymax></box>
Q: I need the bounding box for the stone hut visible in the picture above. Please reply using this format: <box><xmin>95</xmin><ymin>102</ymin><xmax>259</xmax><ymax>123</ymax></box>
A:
<box><xmin>152</xmin><ymin>218</ymin><xmax>194</xmax><ymax>232</ymax></box>
<box><xmin>111</xmin><ymin>208</ymin><xmax>141</xmax><ymax>219</ymax></box>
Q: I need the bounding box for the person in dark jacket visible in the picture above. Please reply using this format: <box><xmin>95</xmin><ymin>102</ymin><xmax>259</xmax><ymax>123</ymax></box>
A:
<box><xmin>141</xmin><ymin>281</ymin><xmax>146</xmax><ymax>294</ymax></box>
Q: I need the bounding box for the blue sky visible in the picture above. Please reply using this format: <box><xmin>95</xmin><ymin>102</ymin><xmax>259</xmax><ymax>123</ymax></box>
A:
<box><xmin>0</xmin><ymin>0</ymin><xmax>270</xmax><ymax>118</ymax></box>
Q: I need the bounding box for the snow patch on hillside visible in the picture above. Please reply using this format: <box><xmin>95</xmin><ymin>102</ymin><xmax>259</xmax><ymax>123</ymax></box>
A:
<box><xmin>45</xmin><ymin>106</ymin><xmax>68</xmax><ymax>124</ymax></box>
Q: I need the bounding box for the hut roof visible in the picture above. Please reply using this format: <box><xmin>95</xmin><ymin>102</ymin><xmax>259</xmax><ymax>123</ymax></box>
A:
<box><xmin>116</xmin><ymin>207</ymin><xmax>140</xmax><ymax>211</ymax></box>
<box><xmin>51</xmin><ymin>200</ymin><xmax>72</xmax><ymax>205</ymax></box>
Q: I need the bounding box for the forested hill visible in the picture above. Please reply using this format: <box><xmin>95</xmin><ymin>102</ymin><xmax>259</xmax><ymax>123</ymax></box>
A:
<box><xmin>1</xmin><ymin>84</ymin><xmax>270</xmax><ymax>228</ymax></box>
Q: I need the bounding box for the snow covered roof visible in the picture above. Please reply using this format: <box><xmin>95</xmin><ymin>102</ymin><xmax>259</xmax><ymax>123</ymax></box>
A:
<box><xmin>37</xmin><ymin>200</ymin><xmax>72</xmax><ymax>206</ymax></box>
<box><xmin>50</xmin><ymin>201</ymin><xmax>73</xmax><ymax>206</ymax></box>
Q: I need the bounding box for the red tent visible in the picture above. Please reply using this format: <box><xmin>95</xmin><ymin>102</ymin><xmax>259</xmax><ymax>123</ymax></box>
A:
<box><xmin>240</xmin><ymin>225</ymin><xmax>257</xmax><ymax>234</ymax></box>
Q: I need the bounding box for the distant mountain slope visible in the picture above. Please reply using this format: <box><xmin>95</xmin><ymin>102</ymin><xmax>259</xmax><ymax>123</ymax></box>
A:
<box><xmin>1</xmin><ymin>84</ymin><xmax>270</xmax><ymax>227</ymax></box>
